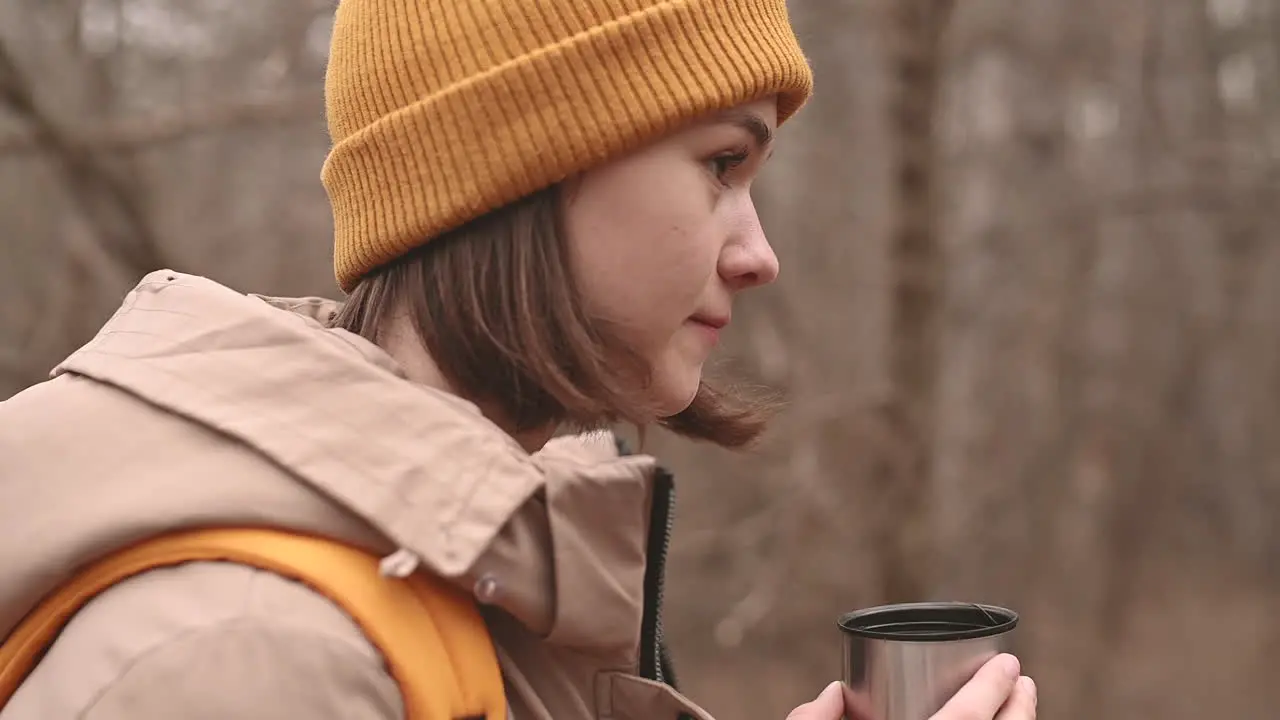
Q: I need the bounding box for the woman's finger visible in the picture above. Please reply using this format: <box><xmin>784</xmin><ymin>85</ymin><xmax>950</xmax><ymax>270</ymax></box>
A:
<box><xmin>993</xmin><ymin>676</ymin><xmax>1037</xmax><ymax>720</ymax></box>
<box><xmin>786</xmin><ymin>682</ymin><xmax>847</xmax><ymax>720</ymax></box>
<box><xmin>932</xmin><ymin>653</ymin><xmax>1020</xmax><ymax>720</ymax></box>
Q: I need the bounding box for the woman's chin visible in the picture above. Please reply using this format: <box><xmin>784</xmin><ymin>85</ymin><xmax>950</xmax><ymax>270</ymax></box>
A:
<box><xmin>651</xmin><ymin>368</ymin><xmax>703</xmax><ymax>418</ymax></box>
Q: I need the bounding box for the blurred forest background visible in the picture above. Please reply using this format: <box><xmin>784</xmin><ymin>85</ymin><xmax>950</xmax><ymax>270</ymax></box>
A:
<box><xmin>3</xmin><ymin>0</ymin><xmax>1280</xmax><ymax>718</ymax></box>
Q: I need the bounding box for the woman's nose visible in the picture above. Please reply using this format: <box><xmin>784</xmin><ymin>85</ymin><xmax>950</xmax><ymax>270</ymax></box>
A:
<box><xmin>720</xmin><ymin>207</ymin><xmax>780</xmax><ymax>290</ymax></box>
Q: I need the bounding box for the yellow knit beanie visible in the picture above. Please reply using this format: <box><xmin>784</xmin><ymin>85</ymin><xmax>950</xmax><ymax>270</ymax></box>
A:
<box><xmin>321</xmin><ymin>0</ymin><xmax>814</xmax><ymax>292</ymax></box>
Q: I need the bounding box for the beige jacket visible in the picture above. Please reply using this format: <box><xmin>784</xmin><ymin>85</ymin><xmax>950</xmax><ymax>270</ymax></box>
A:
<box><xmin>0</xmin><ymin>271</ymin><xmax>712</xmax><ymax>720</ymax></box>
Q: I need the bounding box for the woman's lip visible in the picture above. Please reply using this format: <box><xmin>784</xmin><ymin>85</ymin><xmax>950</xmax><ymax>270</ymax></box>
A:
<box><xmin>689</xmin><ymin>318</ymin><xmax>724</xmax><ymax>344</ymax></box>
<box><xmin>691</xmin><ymin>316</ymin><xmax>729</xmax><ymax>330</ymax></box>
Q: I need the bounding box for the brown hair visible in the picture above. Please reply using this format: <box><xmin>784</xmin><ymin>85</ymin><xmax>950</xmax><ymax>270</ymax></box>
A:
<box><xmin>330</xmin><ymin>184</ymin><xmax>777</xmax><ymax>449</ymax></box>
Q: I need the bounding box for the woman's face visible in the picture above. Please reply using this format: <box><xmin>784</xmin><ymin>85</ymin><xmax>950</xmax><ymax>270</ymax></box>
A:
<box><xmin>562</xmin><ymin>96</ymin><xmax>781</xmax><ymax>417</ymax></box>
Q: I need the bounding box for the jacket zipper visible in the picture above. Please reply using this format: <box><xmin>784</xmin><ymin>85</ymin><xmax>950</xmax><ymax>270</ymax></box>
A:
<box><xmin>649</xmin><ymin>469</ymin><xmax>696</xmax><ymax>720</ymax></box>
<box><xmin>640</xmin><ymin>466</ymin><xmax>676</xmax><ymax>685</ymax></box>
<box><xmin>618</xmin><ymin>437</ymin><xmax>693</xmax><ymax>719</ymax></box>
<box><xmin>615</xmin><ymin>436</ymin><xmax>682</xmax><ymax>693</ymax></box>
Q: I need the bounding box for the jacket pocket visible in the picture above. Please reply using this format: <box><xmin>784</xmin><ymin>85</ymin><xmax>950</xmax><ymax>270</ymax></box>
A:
<box><xmin>596</xmin><ymin>672</ymin><xmax>716</xmax><ymax>720</ymax></box>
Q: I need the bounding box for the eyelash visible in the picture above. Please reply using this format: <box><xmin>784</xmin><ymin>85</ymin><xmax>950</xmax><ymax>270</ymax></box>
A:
<box><xmin>707</xmin><ymin>146</ymin><xmax>751</xmax><ymax>184</ymax></box>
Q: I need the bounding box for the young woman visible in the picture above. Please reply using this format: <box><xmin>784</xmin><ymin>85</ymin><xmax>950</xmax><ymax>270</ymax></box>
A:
<box><xmin>0</xmin><ymin>1</ymin><xmax>1036</xmax><ymax>718</ymax></box>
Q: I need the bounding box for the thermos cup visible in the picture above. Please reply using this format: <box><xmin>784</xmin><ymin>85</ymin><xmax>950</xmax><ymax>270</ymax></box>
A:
<box><xmin>838</xmin><ymin>602</ymin><xmax>1019</xmax><ymax>720</ymax></box>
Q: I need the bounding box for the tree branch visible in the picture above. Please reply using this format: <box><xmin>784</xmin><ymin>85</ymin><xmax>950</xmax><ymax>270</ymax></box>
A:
<box><xmin>0</xmin><ymin>91</ymin><xmax>319</xmax><ymax>155</ymax></box>
<box><xmin>0</xmin><ymin>34</ymin><xmax>163</xmax><ymax>275</ymax></box>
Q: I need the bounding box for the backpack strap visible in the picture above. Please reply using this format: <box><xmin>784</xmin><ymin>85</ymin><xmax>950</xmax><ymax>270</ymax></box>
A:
<box><xmin>0</xmin><ymin>528</ymin><xmax>507</xmax><ymax>720</ymax></box>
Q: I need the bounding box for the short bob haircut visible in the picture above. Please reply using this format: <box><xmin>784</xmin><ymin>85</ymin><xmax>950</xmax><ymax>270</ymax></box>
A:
<box><xmin>330</xmin><ymin>183</ymin><xmax>776</xmax><ymax>449</ymax></box>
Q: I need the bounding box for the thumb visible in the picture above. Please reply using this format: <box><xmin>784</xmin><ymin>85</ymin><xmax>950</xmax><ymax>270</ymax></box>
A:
<box><xmin>786</xmin><ymin>681</ymin><xmax>846</xmax><ymax>720</ymax></box>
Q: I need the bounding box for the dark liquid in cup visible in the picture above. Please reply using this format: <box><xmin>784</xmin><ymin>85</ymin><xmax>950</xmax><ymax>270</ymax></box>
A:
<box><xmin>839</xmin><ymin>603</ymin><xmax>1017</xmax><ymax>642</ymax></box>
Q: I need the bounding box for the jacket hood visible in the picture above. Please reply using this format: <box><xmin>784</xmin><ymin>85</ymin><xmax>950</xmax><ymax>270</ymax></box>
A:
<box><xmin>1</xmin><ymin>270</ymin><xmax>659</xmax><ymax>656</ymax></box>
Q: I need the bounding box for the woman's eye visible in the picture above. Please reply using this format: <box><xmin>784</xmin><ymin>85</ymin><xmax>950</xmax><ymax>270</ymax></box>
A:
<box><xmin>707</xmin><ymin>149</ymin><xmax>750</xmax><ymax>182</ymax></box>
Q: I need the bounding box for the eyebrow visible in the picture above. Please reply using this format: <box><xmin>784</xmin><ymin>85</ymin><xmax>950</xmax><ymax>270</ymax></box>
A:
<box><xmin>714</xmin><ymin>109</ymin><xmax>774</xmax><ymax>149</ymax></box>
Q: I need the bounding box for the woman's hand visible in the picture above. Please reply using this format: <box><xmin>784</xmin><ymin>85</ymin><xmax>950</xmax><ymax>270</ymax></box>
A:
<box><xmin>785</xmin><ymin>654</ymin><xmax>1036</xmax><ymax>720</ymax></box>
<box><xmin>930</xmin><ymin>654</ymin><xmax>1036</xmax><ymax>720</ymax></box>
<box><xmin>785</xmin><ymin>681</ymin><xmax>846</xmax><ymax>720</ymax></box>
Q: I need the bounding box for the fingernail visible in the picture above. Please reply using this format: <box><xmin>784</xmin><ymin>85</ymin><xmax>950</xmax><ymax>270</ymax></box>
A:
<box><xmin>1025</xmin><ymin>677</ymin><xmax>1038</xmax><ymax>706</ymax></box>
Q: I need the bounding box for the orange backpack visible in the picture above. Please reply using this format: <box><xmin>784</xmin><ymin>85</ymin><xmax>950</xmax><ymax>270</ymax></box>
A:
<box><xmin>0</xmin><ymin>528</ymin><xmax>507</xmax><ymax>720</ymax></box>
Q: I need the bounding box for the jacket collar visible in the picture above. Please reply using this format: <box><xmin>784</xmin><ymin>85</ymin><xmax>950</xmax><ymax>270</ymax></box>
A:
<box><xmin>53</xmin><ymin>270</ymin><xmax>658</xmax><ymax>650</ymax></box>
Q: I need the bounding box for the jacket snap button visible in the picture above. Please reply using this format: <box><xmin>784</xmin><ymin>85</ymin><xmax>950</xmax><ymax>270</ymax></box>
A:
<box><xmin>473</xmin><ymin>574</ymin><xmax>500</xmax><ymax>603</ymax></box>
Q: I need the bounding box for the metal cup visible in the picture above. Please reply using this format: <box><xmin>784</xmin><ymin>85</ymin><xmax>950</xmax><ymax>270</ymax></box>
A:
<box><xmin>838</xmin><ymin>602</ymin><xmax>1019</xmax><ymax>720</ymax></box>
